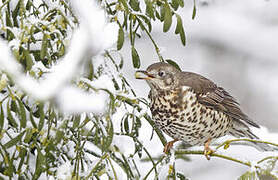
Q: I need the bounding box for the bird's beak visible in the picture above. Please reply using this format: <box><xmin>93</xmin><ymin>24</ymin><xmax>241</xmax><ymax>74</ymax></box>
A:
<box><xmin>135</xmin><ymin>70</ymin><xmax>154</xmax><ymax>80</ymax></box>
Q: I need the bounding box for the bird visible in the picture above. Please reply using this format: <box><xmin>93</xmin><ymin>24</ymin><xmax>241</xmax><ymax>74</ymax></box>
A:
<box><xmin>135</xmin><ymin>62</ymin><xmax>271</xmax><ymax>160</ymax></box>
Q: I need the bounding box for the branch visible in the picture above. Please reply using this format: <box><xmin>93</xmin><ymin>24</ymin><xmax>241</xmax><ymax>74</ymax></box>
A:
<box><xmin>0</xmin><ymin>0</ymin><xmax>118</xmax><ymax>113</ymax></box>
<box><xmin>216</xmin><ymin>138</ymin><xmax>278</xmax><ymax>150</ymax></box>
<box><xmin>135</xmin><ymin>16</ymin><xmax>164</xmax><ymax>62</ymax></box>
<box><xmin>175</xmin><ymin>150</ymin><xmax>251</xmax><ymax>167</ymax></box>
<box><xmin>142</xmin><ymin>136</ymin><xmax>278</xmax><ymax>178</ymax></box>
<box><xmin>142</xmin><ymin>149</ymin><xmax>252</xmax><ymax>179</ymax></box>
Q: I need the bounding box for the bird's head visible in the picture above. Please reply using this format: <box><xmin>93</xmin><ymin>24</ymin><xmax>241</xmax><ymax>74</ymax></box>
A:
<box><xmin>135</xmin><ymin>62</ymin><xmax>181</xmax><ymax>91</ymax></box>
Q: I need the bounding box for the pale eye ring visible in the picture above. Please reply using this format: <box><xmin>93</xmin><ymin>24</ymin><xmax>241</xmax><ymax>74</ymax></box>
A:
<box><xmin>158</xmin><ymin>71</ymin><xmax>165</xmax><ymax>77</ymax></box>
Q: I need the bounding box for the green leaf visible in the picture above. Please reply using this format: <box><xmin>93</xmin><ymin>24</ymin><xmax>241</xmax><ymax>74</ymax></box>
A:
<box><xmin>72</xmin><ymin>115</ymin><xmax>80</xmax><ymax>129</ymax></box>
<box><xmin>124</xmin><ymin>116</ymin><xmax>129</xmax><ymax>134</ymax></box>
<box><xmin>5</xmin><ymin>10</ymin><xmax>15</xmax><ymax>40</ymax></box>
<box><xmin>5</xmin><ymin>10</ymin><xmax>13</xmax><ymax>27</ymax></box>
<box><xmin>49</xmin><ymin>109</ymin><xmax>56</xmax><ymax>123</ymax></box>
<box><xmin>129</xmin><ymin>0</ymin><xmax>140</xmax><ymax>11</ymax></box>
<box><xmin>117</xmin><ymin>25</ymin><xmax>124</xmax><ymax>50</ymax></box>
<box><xmin>119</xmin><ymin>57</ymin><xmax>124</xmax><ymax>69</ymax></box>
<box><xmin>55</xmin><ymin>130</ymin><xmax>64</xmax><ymax>144</ymax></box>
<box><xmin>171</xmin><ymin>0</ymin><xmax>179</xmax><ymax>10</ymax></box>
<box><xmin>103</xmin><ymin>120</ymin><xmax>114</xmax><ymax>151</ymax></box>
<box><xmin>160</xmin><ymin>5</ymin><xmax>165</xmax><ymax>22</ymax></box>
<box><xmin>138</xmin><ymin>14</ymin><xmax>152</xmax><ymax>32</ymax></box>
<box><xmin>17</xmin><ymin>147</ymin><xmax>27</xmax><ymax>172</ymax></box>
<box><xmin>134</xmin><ymin>139</ymin><xmax>142</xmax><ymax>158</ymax></box>
<box><xmin>11</xmin><ymin>99</ymin><xmax>18</xmax><ymax>112</ymax></box>
<box><xmin>119</xmin><ymin>0</ymin><xmax>129</xmax><ymax>11</ymax></box>
<box><xmin>134</xmin><ymin>116</ymin><xmax>142</xmax><ymax>134</ymax></box>
<box><xmin>12</xmin><ymin>0</ymin><xmax>21</xmax><ymax>28</ymax></box>
<box><xmin>4</xmin><ymin>131</ymin><xmax>25</xmax><ymax>149</ymax></box>
<box><xmin>177</xmin><ymin>0</ymin><xmax>184</xmax><ymax>7</ymax></box>
<box><xmin>23</xmin><ymin>128</ymin><xmax>33</xmax><ymax>143</ymax></box>
<box><xmin>176</xmin><ymin>172</ymin><xmax>187</xmax><ymax>180</ymax></box>
<box><xmin>16</xmin><ymin>97</ymin><xmax>26</xmax><ymax>128</ymax></box>
<box><xmin>224</xmin><ymin>143</ymin><xmax>230</xmax><ymax>149</ymax></box>
<box><xmin>29</xmin><ymin>111</ymin><xmax>38</xmax><ymax>129</ymax></box>
<box><xmin>34</xmin><ymin>148</ymin><xmax>45</xmax><ymax>179</ymax></box>
<box><xmin>131</xmin><ymin>46</ymin><xmax>140</xmax><ymax>68</ymax></box>
<box><xmin>175</xmin><ymin>14</ymin><xmax>183</xmax><ymax>34</ymax></box>
<box><xmin>5</xmin><ymin>156</ymin><xmax>15</xmax><ymax>177</ymax></box>
<box><xmin>7</xmin><ymin>100</ymin><xmax>18</xmax><ymax>128</ymax></box>
<box><xmin>112</xmin><ymin>77</ymin><xmax>120</xmax><ymax>90</ymax></box>
<box><xmin>31</xmin><ymin>50</ymin><xmax>41</xmax><ymax>61</ymax></box>
<box><xmin>38</xmin><ymin>103</ymin><xmax>45</xmax><ymax>131</ymax></box>
<box><xmin>179</xmin><ymin>26</ymin><xmax>186</xmax><ymax>46</ymax></box>
<box><xmin>146</xmin><ymin>0</ymin><xmax>155</xmax><ymax>20</ymax></box>
<box><xmin>26</xmin><ymin>0</ymin><xmax>32</xmax><ymax>10</ymax></box>
<box><xmin>0</xmin><ymin>105</ymin><xmax>4</xmax><ymax>133</ymax></box>
<box><xmin>23</xmin><ymin>48</ymin><xmax>34</xmax><ymax>71</ymax></box>
<box><xmin>192</xmin><ymin>1</ymin><xmax>197</xmax><ymax>20</ymax></box>
<box><xmin>40</xmin><ymin>33</ymin><xmax>48</xmax><ymax>60</ymax></box>
<box><xmin>163</xmin><ymin>4</ymin><xmax>172</xmax><ymax>32</ymax></box>
<box><xmin>155</xmin><ymin>10</ymin><xmax>161</xmax><ymax>20</ymax></box>
<box><xmin>166</xmin><ymin>59</ymin><xmax>181</xmax><ymax>71</ymax></box>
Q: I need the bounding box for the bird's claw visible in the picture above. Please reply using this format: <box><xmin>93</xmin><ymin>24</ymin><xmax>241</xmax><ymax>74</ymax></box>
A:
<box><xmin>163</xmin><ymin>139</ymin><xmax>178</xmax><ymax>154</ymax></box>
<box><xmin>204</xmin><ymin>138</ymin><xmax>214</xmax><ymax>160</ymax></box>
<box><xmin>163</xmin><ymin>143</ymin><xmax>171</xmax><ymax>154</ymax></box>
<box><xmin>204</xmin><ymin>148</ymin><xmax>214</xmax><ymax>160</ymax></box>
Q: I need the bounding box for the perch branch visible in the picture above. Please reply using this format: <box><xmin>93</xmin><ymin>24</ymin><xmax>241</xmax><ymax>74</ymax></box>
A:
<box><xmin>216</xmin><ymin>138</ymin><xmax>278</xmax><ymax>150</ymax></box>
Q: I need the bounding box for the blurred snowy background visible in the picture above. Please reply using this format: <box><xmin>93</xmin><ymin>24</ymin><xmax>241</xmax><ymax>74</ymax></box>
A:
<box><xmin>124</xmin><ymin>0</ymin><xmax>278</xmax><ymax>131</ymax></box>
<box><xmin>119</xmin><ymin>0</ymin><xmax>278</xmax><ymax>179</ymax></box>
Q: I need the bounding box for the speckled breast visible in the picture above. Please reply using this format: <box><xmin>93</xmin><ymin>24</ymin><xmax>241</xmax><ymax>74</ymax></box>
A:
<box><xmin>149</xmin><ymin>87</ymin><xmax>232</xmax><ymax>145</ymax></box>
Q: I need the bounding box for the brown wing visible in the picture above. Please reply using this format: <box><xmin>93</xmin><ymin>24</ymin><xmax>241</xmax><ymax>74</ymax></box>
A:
<box><xmin>178</xmin><ymin>72</ymin><xmax>259</xmax><ymax>128</ymax></box>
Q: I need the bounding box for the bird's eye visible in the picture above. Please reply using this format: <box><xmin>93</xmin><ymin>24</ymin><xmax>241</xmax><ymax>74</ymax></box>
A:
<box><xmin>158</xmin><ymin>71</ymin><xmax>165</xmax><ymax>77</ymax></box>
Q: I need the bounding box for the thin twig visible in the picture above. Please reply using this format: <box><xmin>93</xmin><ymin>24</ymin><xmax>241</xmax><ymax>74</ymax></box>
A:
<box><xmin>107</xmin><ymin>156</ymin><xmax>119</xmax><ymax>180</ymax></box>
<box><xmin>257</xmin><ymin>156</ymin><xmax>278</xmax><ymax>164</ymax></box>
<box><xmin>143</xmin><ymin>155</ymin><xmax>165</xmax><ymax>180</ymax></box>
<box><xmin>86</xmin><ymin>153</ymin><xmax>109</xmax><ymax>180</ymax></box>
<box><xmin>175</xmin><ymin>150</ymin><xmax>251</xmax><ymax>167</ymax></box>
<box><xmin>143</xmin><ymin>149</ymin><xmax>253</xmax><ymax>178</ymax></box>
<box><xmin>135</xmin><ymin>16</ymin><xmax>164</xmax><ymax>62</ymax></box>
<box><xmin>216</xmin><ymin>138</ymin><xmax>278</xmax><ymax>150</ymax></box>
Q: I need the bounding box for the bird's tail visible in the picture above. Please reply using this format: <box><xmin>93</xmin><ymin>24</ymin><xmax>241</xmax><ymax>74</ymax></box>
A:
<box><xmin>228</xmin><ymin>121</ymin><xmax>277</xmax><ymax>151</ymax></box>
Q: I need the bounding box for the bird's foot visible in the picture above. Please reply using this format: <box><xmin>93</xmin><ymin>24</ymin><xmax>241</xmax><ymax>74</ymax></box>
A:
<box><xmin>204</xmin><ymin>138</ymin><xmax>214</xmax><ymax>160</ymax></box>
<box><xmin>204</xmin><ymin>146</ymin><xmax>214</xmax><ymax>160</ymax></box>
<box><xmin>163</xmin><ymin>139</ymin><xmax>178</xmax><ymax>153</ymax></box>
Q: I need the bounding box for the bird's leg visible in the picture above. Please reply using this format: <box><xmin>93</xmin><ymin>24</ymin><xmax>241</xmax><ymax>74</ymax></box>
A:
<box><xmin>204</xmin><ymin>138</ymin><xmax>214</xmax><ymax>160</ymax></box>
<box><xmin>163</xmin><ymin>139</ymin><xmax>178</xmax><ymax>153</ymax></box>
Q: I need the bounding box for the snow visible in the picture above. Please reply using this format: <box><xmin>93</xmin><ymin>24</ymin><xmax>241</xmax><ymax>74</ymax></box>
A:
<box><xmin>70</xmin><ymin>0</ymin><xmax>118</xmax><ymax>54</ymax></box>
<box><xmin>0</xmin><ymin>0</ymin><xmax>118</xmax><ymax>113</ymax></box>
<box><xmin>56</xmin><ymin>86</ymin><xmax>109</xmax><ymax>113</ymax></box>
<box><xmin>81</xmin><ymin>74</ymin><xmax>116</xmax><ymax>94</ymax></box>
<box><xmin>56</xmin><ymin>161</ymin><xmax>73</xmax><ymax>180</ymax></box>
<box><xmin>0</xmin><ymin>40</ymin><xmax>23</xmax><ymax>74</ymax></box>
<box><xmin>111</xmin><ymin>135</ymin><xmax>135</xmax><ymax>156</ymax></box>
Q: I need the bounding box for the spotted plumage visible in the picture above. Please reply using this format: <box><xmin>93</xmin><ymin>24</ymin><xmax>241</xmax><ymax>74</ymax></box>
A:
<box><xmin>135</xmin><ymin>62</ymin><xmax>271</xmax><ymax>159</ymax></box>
<box><xmin>149</xmin><ymin>85</ymin><xmax>231</xmax><ymax>146</ymax></box>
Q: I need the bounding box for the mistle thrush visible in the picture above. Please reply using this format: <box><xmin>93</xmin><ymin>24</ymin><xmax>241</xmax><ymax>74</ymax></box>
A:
<box><xmin>135</xmin><ymin>62</ymin><xmax>269</xmax><ymax>159</ymax></box>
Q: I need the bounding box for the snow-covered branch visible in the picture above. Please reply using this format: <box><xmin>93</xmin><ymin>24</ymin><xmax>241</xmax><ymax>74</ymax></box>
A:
<box><xmin>0</xmin><ymin>0</ymin><xmax>118</xmax><ymax>113</ymax></box>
